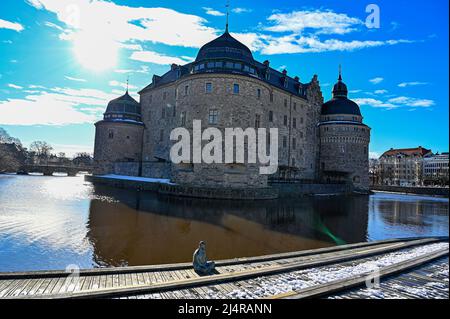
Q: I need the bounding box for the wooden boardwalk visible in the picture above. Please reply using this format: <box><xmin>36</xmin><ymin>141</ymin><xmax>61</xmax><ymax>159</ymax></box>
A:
<box><xmin>0</xmin><ymin>237</ymin><xmax>447</xmax><ymax>299</ymax></box>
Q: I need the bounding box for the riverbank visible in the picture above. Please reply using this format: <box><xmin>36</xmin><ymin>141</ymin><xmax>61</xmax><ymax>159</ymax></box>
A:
<box><xmin>85</xmin><ymin>174</ymin><xmax>356</xmax><ymax>200</ymax></box>
<box><xmin>371</xmin><ymin>185</ymin><xmax>449</xmax><ymax>197</ymax></box>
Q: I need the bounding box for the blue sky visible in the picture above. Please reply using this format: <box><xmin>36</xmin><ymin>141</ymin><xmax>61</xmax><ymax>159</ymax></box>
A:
<box><xmin>0</xmin><ymin>0</ymin><xmax>448</xmax><ymax>157</ymax></box>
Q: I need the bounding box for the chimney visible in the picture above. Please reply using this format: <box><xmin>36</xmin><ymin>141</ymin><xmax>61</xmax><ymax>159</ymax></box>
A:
<box><xmin>282</xmin><ymin>69</ymin><xmax>287</xmax><ymax>76</ymax></box>
<box><xmin>263</xmin><ymin>60</ymin><xmax>270</xmax><ymax>67</ymax></box>
<box><xmin>294</xmin><ymin>76</ymin><xmax>299</xmax><ymax>82</ymax></box>
<box><xmin>171</xmin><ymin>63</ymin><xmax>178</xmax><ymax>71</ymax></box>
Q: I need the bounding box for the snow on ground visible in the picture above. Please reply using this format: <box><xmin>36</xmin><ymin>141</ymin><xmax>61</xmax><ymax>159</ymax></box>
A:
<box><xmin>98</xmin><ymin>174</ymin><xmax>176</xmax><ymax>185</ymax></box>
<box><xmin>205</xmin><ymin>242</ymin><xmax>449</xmax><ymax>299</ymax></box>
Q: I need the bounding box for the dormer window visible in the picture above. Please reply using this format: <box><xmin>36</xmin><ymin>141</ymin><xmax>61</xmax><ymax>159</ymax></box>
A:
<box><xmin>265</xmin><ymin>71</ymin><xmax>271</xmax><ymax>80</ymax></box>
<box><xmin>284</xmin><ymin>78</ymin><xmax>288</xmax><ymax>88</ymax></box>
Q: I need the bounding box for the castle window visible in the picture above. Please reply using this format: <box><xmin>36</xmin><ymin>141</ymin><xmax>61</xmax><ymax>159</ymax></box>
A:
<box><xmin>149</xmin><ymin>95</ymin><xmax>152</xmax><ymax>104</ymax></box>
<box><xmin>284</xmin><ymin>79</ymin><xmax>288</xmax><ymax>88</ymax></box>
<box><xmin>292</xmin><ymin>138</ymin><xmax>296</xmax><ymax>150</ymax></box>
<box><xmin>269</xmin><ymin>111</ymin><xmax>273</xmax><ymax>122</ymax></box>
<box><xmin>184</xmin><ymin>85</ymin><xmax>189</xmax><ymax>96</ymax></box>
<box><xmin>293</xmin><ymin>102</ymin><xmax>297</xmax><ymax>110</ymax></box>
<box><xmin>163</xmin><ymin>92</ymin><xmax>167</xmax><ymax>100</ymax></box>
<box><xmin>159</xmin><ymin>129</ymin><xmax>164</xmax><ymax>141</ymax></box>
<box><xmin>244</xmin><ymin>65</ymin><xmax>250</xmax><ymax>72</ymax></box>
<box><xmin>284</xmin><ymin>99</ymin><xmax>288</xmax><ymax>107</ymax></box>
<box><xmin>283</xmin><ymin>115</ymin><xmax>288</xmax><ymax>126</ymax></box>
<box><xmin>249</xmin><ymin>68</ymin><xmax>255</xmax><ymax>74</ymax></box>
<box><xmin>265</xmin><ymin>72</ymin><xmax>271</xmax><ymax>80</ymax></box>
<box><xmin>225</xmin><ymin>62</ymin><xmax>234</xmax><ymax>68</ymax></box>
<box><xmin>257</xmin><ymin>88</ymin><xmax>261</xmax><ymax>99</ymax></box>
<box><xmin>292</xmin><ymin>158</ymin><xmax>296</xmax><ymax>166</ymax></box>
<box><xmin>270</xmin><ymin>92</ymin><xmax>274</xmax><ymax>102</ymax></box>
<box><xmin>208</xmin><ymin>109</ymin><xmax>219</xmax><ymax>125</ymax></box>
<box><xmin>255</xmin><ymin>114</ymin><xmax>261</xmax><ymax>128</ymax></box>
<box><xmin>108</xmin><ymin>130</ymin><xmax>114</xmax><ymax>139</ymax></box>
<box><xmin>234</xmin><ymin>63</ymin><xmax>242</xmax><ymax>70</ymax></box>
<box><xmin>161</xmin><ymin>107</ymin><xmax>166</xmax><ymax>119</ymax></box>
<box><xmin>283</xmin><ymin>136</ymin><xmax>287</xmax><ymax>148</ymax></box>
<box><xmin>215</xmin><ymin>61</ymin><xmax>223</xmax><ymax>68</ymax></box>
<box><xmin>299</xmin><ymin>148</ymin><xmax>303</xmax><ymax>155</ymax></box>
<box><xmin>205</xmin><ymin>82</ymin><xmax>213</xmax><ymax>93</ymax></box>
<box><xmin>300</xmin><ymin>132</ymin><xmax>304</xmax><ymax>138</ymax></box>
<box><xmin>300</xmin><ymin>117</ymin><xmax>304</xmax><ymax>124</ymax></box>
<box><xmin>199</xmin><ymin>64</ymin><xmax>205</xmax><ymax>69</ymax></box>
<box><xmin>180</xmin><ymin>111</ymin><xmax>186</xmax><ymax>126</ymax></box>
<box><xmin>364</xmin><ymin>147</ymin><xmax>367</xmax><ymax>155</ymax></box>
<box><xmin>233</xmin><ymin>84</ymin><xmax>240</xmax><ymax>94</ymax></box>
<box><xmin>172</xmin><ymin>105</ymin><xmax>176</xmax><ymax>117</ymax></box>
<box><xmin>207</xmin><ymin>62</ymin><xmax>214</xmax><ymax>68</ymax></box>
<box><xmin>293</xmin><ymin>118</ymin><xmax>297</xmax><ymax>128</ymax></box>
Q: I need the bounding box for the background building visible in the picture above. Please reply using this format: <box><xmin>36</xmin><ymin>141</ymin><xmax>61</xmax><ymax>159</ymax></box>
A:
<box><xmin>377</xmin><ymin>147</ymin><xmax>432</xmax><ymax>186</ymax></box>
<box><xmin>423</xmin><ymin>152</ymin><xmax>449</xmax><ymax>186</ymax></box>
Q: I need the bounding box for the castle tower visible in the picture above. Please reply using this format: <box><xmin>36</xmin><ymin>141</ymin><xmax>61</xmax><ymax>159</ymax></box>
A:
<box><xmin>319</xmin><ymin>67</ymin><xmax>371</xmax><ymax>192</ymax></box>
<box><xmin>93</xmin><ymin>90</ymin><xmax>144</xmax><ymax>175</ymax></box>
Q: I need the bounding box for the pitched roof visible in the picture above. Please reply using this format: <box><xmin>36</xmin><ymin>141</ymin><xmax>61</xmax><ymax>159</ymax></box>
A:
<box><xmin>380</xmin><ymin>147</ymin><xmax>432</xmax><ymax>158</ymax></box>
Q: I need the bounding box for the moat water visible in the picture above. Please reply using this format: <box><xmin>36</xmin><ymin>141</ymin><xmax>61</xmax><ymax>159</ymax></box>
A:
<box><xmin>0</xmin><ymin>174</ymin><xmax>448</xmax><ymax>272</ymax></box>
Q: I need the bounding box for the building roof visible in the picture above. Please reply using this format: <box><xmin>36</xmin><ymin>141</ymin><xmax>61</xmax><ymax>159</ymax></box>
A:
<box><xmin>103</xmin><ymin>91</ymin><xmax>143</xmax><ymax>123</ymax></box>
<box><xmin>380</xmin><ymin>146</ymin><xmax>432</xmax><ymax>158</ymax></box>
<box><xmin>321</xmin><ymin>70</ymin><xmax>361</xmax><ymax>116</ymax></box>
<box><xmin>139</xmin><ymin>31</ymin><xmax>311</xmax><ymax>98</ymax></box>
<box><xmin>195</xmin><ymin>31</ymin><xmax>254</xmax><ymax>64</ymax></box>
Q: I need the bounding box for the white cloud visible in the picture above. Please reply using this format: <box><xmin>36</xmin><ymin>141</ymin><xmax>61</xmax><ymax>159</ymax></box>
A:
<box><xmin>27</xmin><ymin>0</ymin><xmax>218</xmax><ymax>48</ymax></box>
<box><xmin>114</xmin><ymin>66</ymin><xmax>149</xmax><ymax>74</ymax></box>
<box><xmin>65</xmin><ymin>76</ymin><xmax>86</xmax><ymax>82</ymax></box>
<box><xmin>8</xmin><ymin>84</ymin><xmax>23</xmax><ymax>89</ymax></box>
<box><xmin>232</xmin><ymin>8</ymin><xmax>252</xmax><ymax>14</ymax></box>
<box><xmin>354</xmin><ymin>98</ymin><xmax>397</xmax><ymax>109</ymax></box>
<box><xmin>130</xmin><ymin>51</ymin><xmax>194</xmax><ymax>65</ymax></box>
<box><xmin>374</xmin><ymin>89</ymin><xmax>388</xmax><ymax>94</ymax></box>
<box><xmin>369</xmin><ymin>77</ymin><xmax>384</xmax><ymax>84</ymax></box>
<box><xmin>369</xmin><ymin>152</ymin><xmax>380</xmax><ymax>159</ymax></box>
<box><xmin>0</xmin><ymin>19</ymin><xmax>24</xmax><ymax>32</ymax></box>
<box><xmin>349</xmin><ymin>89</ymin><xmax>361</xmax><ymax>93</ymax></box>
<box><xmin>398</xmin><ymin>82</ymin><xmax>428</xmax><ymax>88</ymax></box>
<box><xmin>354</xmin><ymin>95</ymin><xmax>435</xmax><ymax>110</ymax></box>
<box><xmin>387</xmin><ymin>96</ymin><xmax>434</xmax><ymax>107</ymax></box>
<box><xmin>203</xmin><ymin>7</ymin><xmax>225</xmax><ymax>17</ymax></box>
<box><xmin>0</xmin><ymin>87</ymin><xmax>116</xmax><ymax>125</ymax></box>
<box><xmin>265</xmin><ymin>10</ymin><xmax>363</xmax><ymax>34</ymax></box>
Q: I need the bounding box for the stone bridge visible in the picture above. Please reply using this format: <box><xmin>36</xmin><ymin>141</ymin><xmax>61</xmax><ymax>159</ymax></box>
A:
<box><xmin>19</xmin><ymin>164</ymin><xmax>92</xmax><ymax>176</ymax></box>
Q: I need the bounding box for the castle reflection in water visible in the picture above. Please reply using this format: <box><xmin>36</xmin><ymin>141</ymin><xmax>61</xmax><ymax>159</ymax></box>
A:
<box><xmin>85</xmin><ymin>185</ymin><xmax>448</xmax><ymax>267</ymax></box>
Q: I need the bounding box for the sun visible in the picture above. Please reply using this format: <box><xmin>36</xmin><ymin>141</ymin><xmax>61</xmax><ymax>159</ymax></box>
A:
<box><xmin>73</xmin><ymin>31</ymin><xmax>118</xmax><ymax>72</ymax></box>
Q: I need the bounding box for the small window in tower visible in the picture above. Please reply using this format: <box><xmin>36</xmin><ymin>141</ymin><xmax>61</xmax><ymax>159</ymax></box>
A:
<box><xmin>255</xmin><ymin>114</ymin><xmax>261</xmax><ymax>128</ymax></box>
<box><xmin>108</xmin><ymin>130</ymin><xmax>114</xmax><ymax>139</ymax></box>
<box><xmin>180</xmin><ymin>111</ymin><xmax>186</xmax><ymax>126</ymax></box>
<box><xmin>293</xmin><ymin>118</ymin><xmax>297</xmax><ymax>128</ymax></box>
<box><xmin>269</xmin><ymin>111</ymin><xmax>273</xmax><ymax>122</ymax></box>
<box><xmin>257</xmin><ymin>88</ymin><xmax>261</xmax><ymax>99</ymax></box>
<box><xmin>283</xmin><ymin>136</ymin><xmax>287</xmax><ymax>148</ymax></box>
<box><xmin>159</xmin><ymin>129</ymin><xmax>164</xmax><ymax>142</ymax></box>
<box><xmin>208</xmin><ymin>109</ymin><xmax>219</xmax><ymax>125</ymax></box>
<box><xmin>293</xmin><ymin>102</ymin><xmax>297</xmax><ymax>110</ymax></box>
<box><xmin>270</xmin><ymin>92</ymin><xmax>274</xmax><ymax>102</ymax></box>
<box><xmin>292</xmin><ymin>138</ymin><xmax>296</xmax><ymax>150</ymax></box>
<box><xmin>283</xmin><ymin>115</ymin><xmax>288</xmax><ymax>126</ymax></box>
<box><xmin>284</xmin><ymin>99</ymin><xmax>287</xmax><ymax>107</ymax></box>
<box><xmin>205</xmin><ymin>83</ymin><xmax>213</xmax><ymax>93</ymax></box>
<box><xmin>184</xmin><ymin>85</ymin><xmax>189</xmax><ymax>96</ymax></box>
<box><xmin>233</xmin><ymin>84</ymin><xmax>240</xmax><ymax>94</ymax></box>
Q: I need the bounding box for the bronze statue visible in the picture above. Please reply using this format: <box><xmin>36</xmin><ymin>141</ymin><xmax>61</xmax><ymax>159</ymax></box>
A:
<box><xmin>193</xmin><ymin>241</ymin><xmax>215</xmax><ymax>274</ymax></box>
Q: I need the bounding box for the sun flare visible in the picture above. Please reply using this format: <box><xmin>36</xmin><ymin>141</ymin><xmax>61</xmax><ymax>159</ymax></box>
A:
<box><xmin>73</xmin><ymin>32</ymin><xmax>118</xmax><ymax>71</ymax></box>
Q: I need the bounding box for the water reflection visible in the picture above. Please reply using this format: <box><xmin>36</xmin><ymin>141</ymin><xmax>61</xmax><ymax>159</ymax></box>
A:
<box><xmin>0</xmin><ymin>175</ymin><xmax>447</xmax><ymax>271</ymax></box>
<box><xmin>86</xmin><ymin>185</ymin><xmax>371</xmax><ymax>266</ymax></box>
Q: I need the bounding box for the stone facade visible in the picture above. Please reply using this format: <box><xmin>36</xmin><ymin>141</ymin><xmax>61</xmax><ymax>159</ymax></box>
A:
<box><xmin>93</xmin><ymin>121</ymin><xmax>144</xmax><ymax>175</ymax></box>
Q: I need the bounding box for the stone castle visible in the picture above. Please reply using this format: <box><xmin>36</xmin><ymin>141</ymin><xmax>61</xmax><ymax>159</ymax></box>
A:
<box><xmin>93</xmin><ymin>29</ymin><xmax>371</xmax><ymax>195</ymax></box>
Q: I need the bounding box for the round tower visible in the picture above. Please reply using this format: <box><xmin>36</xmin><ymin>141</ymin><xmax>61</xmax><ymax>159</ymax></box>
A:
<box><xmin>93</xmin><ymin>90</ymin><xmax>144</xmax><ymax>175</ymax></box>
<box><xmin>319</xmin><ymin>68</ymin><xmax>371</xmax><ymax>192</ymax></box>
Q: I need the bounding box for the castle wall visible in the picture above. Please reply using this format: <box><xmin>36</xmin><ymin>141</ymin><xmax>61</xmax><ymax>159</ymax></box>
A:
<box><xmin>139</xmin><ymin>73</ymin><xmax>323</xmax><ymax>188</ymax></box>
<box><xmin>93</xmin><ymin>121</ymin><xmax>144</xmax><ymax>175</ymax></box>
<box><xmin>319</xmin><ymin>121</ymin><xmax>371</xmax><ymax>191</ymax></box>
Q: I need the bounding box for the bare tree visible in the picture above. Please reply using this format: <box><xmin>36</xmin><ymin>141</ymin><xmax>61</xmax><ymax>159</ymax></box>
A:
<box><xmin>30</xmin><ymin>141</ymin><xmax>53</xmax><ymax>159</ymax></box>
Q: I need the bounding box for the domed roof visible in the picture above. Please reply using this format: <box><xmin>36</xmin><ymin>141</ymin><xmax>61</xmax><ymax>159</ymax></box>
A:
<box><xmin>321</xmin><ymin>69</ymin><xmax>361</xmax><ymax>116</ymax></box>
<box><xmin>104</xmin><ymin>91</ymin><xmax>142</xmax><ymax>122</ymax></box>
<box><xmin>195</xmin><ymin>31</ymin><xmax>254</xmax><ymax>63</ymax></box>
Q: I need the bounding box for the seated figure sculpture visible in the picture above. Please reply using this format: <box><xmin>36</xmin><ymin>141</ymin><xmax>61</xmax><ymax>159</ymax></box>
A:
<box><xmin>193</xmin><ymin>241</ymin><xmax>215</xmax><ymax>275</ymax></box>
